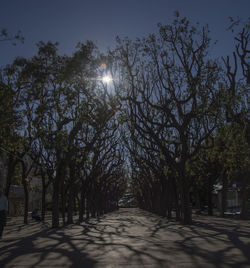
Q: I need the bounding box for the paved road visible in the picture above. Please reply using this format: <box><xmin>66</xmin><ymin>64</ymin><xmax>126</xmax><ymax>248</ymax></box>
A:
<box><xmin>0</xmin><ymin>208</ymin><xmax>250</xmax><ymax>267</ymax></box>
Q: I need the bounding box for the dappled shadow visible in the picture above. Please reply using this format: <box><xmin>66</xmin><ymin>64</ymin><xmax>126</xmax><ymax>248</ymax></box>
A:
<box><xmin>71</xmin><ymin>209</ymin><xmax>250</xmax><ymax>267</ymax></box>
<box><xmin>0</xmin><ymin>226</ymin><xmax>97</xmax><ymax>267</ymax></box>
<box><xmin>1</xmin><ymin>208</ymin><xmax>250</xmax><ymax>267</ymax></box>
<box><xmin>187</xmin><ymin>218</ymin><xmax>250</xmax><ymax>266</ymax></box>
<box><xmin>145</xmin><ymin>212</ymin><xmax>250</xmax><ymax>267</ymax></box>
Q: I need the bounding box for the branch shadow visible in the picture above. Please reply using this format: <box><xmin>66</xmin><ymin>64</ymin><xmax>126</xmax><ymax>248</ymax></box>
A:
<box><xmin>1</xmin><ymin>209</ymin><xmax>250</xmax><ymax>267</ymax></box>
<box><xmin>147</xmin><ymin>214</ymin><xmax>250</xmax><ymax>267</ymax></box>
<box><xmin>0</xmin><ymin>226</ymin><xmax>97</xmax><ymax>268</ymax></box>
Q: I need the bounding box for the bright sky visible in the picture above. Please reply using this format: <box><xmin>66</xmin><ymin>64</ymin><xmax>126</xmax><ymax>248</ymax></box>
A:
<box><xmin>0</xmin><ymin>0</ymin><xmax>249</xmax><ymax>66</ymax></box>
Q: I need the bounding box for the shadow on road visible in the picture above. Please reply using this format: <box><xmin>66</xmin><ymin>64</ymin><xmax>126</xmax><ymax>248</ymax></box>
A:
<box><xmin>0</xmin><ymin>208</ymin><xmax>250</xmax><ymax>267</ymax></box>
<box><xmin>0</xmin><ymin>227</ymin><xmax>97</xmax><ymax>267</ymax></box>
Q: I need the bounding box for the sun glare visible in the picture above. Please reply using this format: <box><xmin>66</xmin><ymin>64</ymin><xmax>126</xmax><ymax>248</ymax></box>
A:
<box><xmin>102</xmin><ymin>75</ymin><xmax>112</xmax><ymax>84</ymax></box>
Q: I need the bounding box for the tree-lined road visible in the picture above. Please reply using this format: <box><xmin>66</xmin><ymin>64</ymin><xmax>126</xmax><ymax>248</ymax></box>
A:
<box><xmin>1</xmin><ymin>208</ymin><xmax>250</xmax><ymax>267</ymax></box>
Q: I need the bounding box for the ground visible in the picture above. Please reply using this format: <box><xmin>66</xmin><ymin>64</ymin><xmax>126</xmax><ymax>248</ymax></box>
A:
<box><xmin>0</xmin><ymin>208</ymin><xmax>250</xmax><ymax>267</ymax></box>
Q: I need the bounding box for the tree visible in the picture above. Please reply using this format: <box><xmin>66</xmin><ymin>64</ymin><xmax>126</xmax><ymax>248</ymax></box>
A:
<box><xmin>219</xmin><ymin>17</ymin><xmax>250</xmax><ymax>218</ymax></box>
<box><xmin>7</xmin><ymin>40</ymin><xmax>127</xmax><ymax>227</ymax></box>
<box><xmin>0</xmin><ymin>28</ymin><xmax>24</xmax><ymax>45</ymax></box>
<box><xmin>0</xmin><ymin>61</ymin><xmax>25</xmax><ymax>198</ymax></box>
<box><xmin>113</xmin><ymin>15</ymin><xmax>221</xmax><ymax>224</ymax></box>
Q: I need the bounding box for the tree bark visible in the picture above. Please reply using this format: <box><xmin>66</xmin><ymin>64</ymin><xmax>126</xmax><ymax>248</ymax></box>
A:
<box><xmin>172</xmin><ymin>177</ymin><xmax>181</xmax><ymax>221</ymax></box>
<box><xmin>181</xmin><ymin>169</ymin><xmax>192</xmax><ymax>224</ymax></box>
<box><xmin>52</xmin><ymin>178</ymin><xmax>60</xmax><ymax>228</ymax></box>
<box><xmin>78</xmin><ymin>187</ymin><xmax>85</xmax><ymax>222</ymax></box>
<box><xmin>207</xmin><ymin>176</ymin><xmax>213</xmax><ymax>216</ymax></box>
<box><xmin>67</xmin><ymin>160</ymin><xmax>75</xmax><ymax>224</ymax></box>
<box><xmin>41</xmin><ymin>172</ymin><xmax>46</xmax><ymax>222</ymax></box>
<box><xmin>221</xmin><ymin>171</ymin><xmax>227</xmax><ymax>217</ymax></box>
<box><xmin>21</xmin><ymin>162</ymin><xmax>29</xmax><ymax>225</ymax></box>
<box><xmin>86</xmin><ymin>196</ymin><xmax>90</xmax><ymax>219</ymax></box>
<box><xmin>4</xmin><ymin>155</ymin><xmax>17</xmax><ymax>198</ymax></box>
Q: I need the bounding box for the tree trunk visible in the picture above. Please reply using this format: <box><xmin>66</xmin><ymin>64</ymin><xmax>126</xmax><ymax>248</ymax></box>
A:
<box><xmin>207</xmin><ymin>176</ymin><xmax>213</xmax><ymax>216</ymax></box>
<box><xmin>193</xmin><ymin>182</ymin><xmax>201</xmax><ymax>210</ymax></box>
<box><xmin>160</xmin><ymin>179</ymin><xmax>167</xmax><ymax>217</ymax></box>
<box><xmin>67</xmin><ymin>160</ymin><xmax>75</xmax><ymax>224</ymax></box>
<box><xmin>67</xmin><ymin>191</ymin><xmax>74</xmax><ymax>224</ymax></box>
<box><xmin>167</xmin><ymin>198</ymin><xmax>172</xmax><ymax>219</ymax></box>
<box><xmin>166</xmin><ymin>184</ymin><xmax>172</xmax><ymax>219</ymax></box>
<box><xmin>41</xmin><ymin>175</ymin><xmax>46</xmax><ymax>222</ymax></box>
<box><xmin>23</xmin><ymin>182</ymin><xmax>29</xmax><ymax>224</ymax></box>
<box><xmin>52</xmin><ymin>178</ymin><xmax>60</xmax><ymax>228</ymax></box>
<box><xmin>172</xmin><ymin>177</ymin><xmax>181</xmax><ymax>221</ymax></box>
<box><xmin>79</xmin><ymin>188</ymin><xmax>85</xmax><ymax>222</ymax></box>
<box><xmin>21</xmin><ymin>162</ymin><xmax>29</xmax><ymax>225</ymax></box>
<box><xmin>4</xmin><ymin>155</ymin><xmax>17</xmax><ymax>198</ymax></box>
<box><xmin>181</xmin><ymin>175</ymin><xmax>192</xmax><ymax>225</ymax></box>
<box><xmin>167</xmin><ymin>177</ymin><xmax>174</xmax><ymax>219</ymax></box>
<box><xmin>91</xmin><ymin>200</ymin><xmax>96</xmax><ymax>218</ymax></box>
<box><xmin>61</xmin><ymin>181</ymin><xmax>66</xmax><ymax>225</ymax></box>
<box><xmin>221</xmin><ymin>172</ymin><xmax>227</xmax><ymax>217</ymax></box>
<box><xmin>74</xmin><ymin>195</ymin><xmax>77</xmax><ymax>216</ymax></box>
<box><xmin>86</xmin><ymin>196</ymin><xmax>90</xmax><ymax>219</ymax></box>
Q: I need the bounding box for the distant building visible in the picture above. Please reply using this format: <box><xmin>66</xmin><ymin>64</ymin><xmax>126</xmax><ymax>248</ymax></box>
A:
<box><xmin>8</xmin><ymin>178</ymin><xmax>42</xmax><ymax>216</ymax></box>
<box><xmin>213</xmin><ymin>182</ymin><xmax>246</xmax><ymax>214</ymax></box>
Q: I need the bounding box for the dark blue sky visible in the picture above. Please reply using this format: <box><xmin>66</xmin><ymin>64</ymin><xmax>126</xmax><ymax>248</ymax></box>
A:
<box><xmin>0</xmin><ymin>0</ymin><xmax>249</xmax><ymax>66</ymax></box>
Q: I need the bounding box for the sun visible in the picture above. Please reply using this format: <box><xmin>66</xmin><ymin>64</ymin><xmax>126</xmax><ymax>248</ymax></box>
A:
<box><xmin>102</xmin><ymin>75</ymin><xmax>112</xmax><ymax>84</ymax></box>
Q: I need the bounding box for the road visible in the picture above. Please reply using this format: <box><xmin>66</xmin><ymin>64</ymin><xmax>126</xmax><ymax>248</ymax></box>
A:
<box><xmin>0</xmin><ymin>208</ymin><xmax>250</xmax><ymax>267</ymax></box>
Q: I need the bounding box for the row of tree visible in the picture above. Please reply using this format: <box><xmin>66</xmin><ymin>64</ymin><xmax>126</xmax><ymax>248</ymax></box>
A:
<box><xmin>109</xmin><ymin>15</ymin><xmax>249</xmax><ymax>223</ymax></box>
<box><xmin>1</xmin><ymin>40</ymin><xmax>127</xmax><ymax>227</ymax></box>
<box><xmin>0</xmin><ymin>14</ymin><xmax>249</xmax><ymax>226</ymax></box>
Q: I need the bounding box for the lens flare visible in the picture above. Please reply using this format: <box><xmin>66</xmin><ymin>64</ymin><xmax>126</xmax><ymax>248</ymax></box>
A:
<box><xmin>102</xmin><ymin>75</ymin><xmax>112</xmax><ymax>84</ymax></box>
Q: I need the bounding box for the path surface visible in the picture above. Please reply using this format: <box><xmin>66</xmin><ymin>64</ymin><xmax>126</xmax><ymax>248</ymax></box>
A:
<box><xmin>0</xmin><ymin>208</ymin><xmax>250</xmax><ymax>267</ymax></box>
